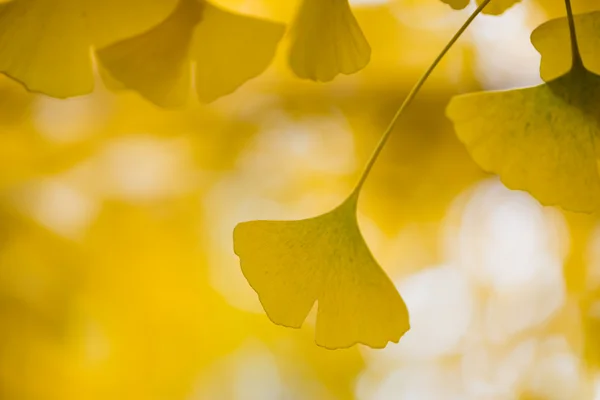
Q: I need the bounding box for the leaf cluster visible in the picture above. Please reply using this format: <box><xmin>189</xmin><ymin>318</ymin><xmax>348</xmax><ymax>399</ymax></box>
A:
<box><xmin>3</xmin><ymin>0</ymin><xmax>600</xmax><ymax>352</ymax></box>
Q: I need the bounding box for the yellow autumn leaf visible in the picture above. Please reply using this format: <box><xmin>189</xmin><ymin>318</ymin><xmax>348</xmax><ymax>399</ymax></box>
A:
<box><xmin>446</xmin><ymin>65</ymin><xmax>600</xmax><ymax>212</ymax></box>
<box><xmin>441</xmin><ymin>0</ymin><xmax>470</xmax><ymax>10</ymax></box>
<box><xmin>233</xmin><ymin>194</ymin><xmax>409</xmax><ymax>349</ymax></box>
<box><xmin>97</xmin><ymin>0</ymin><xmax>285</xmax><ymax>106</ymax></box>
<box><xmin>0</xmin><ymin>0</ymin><xmax>177</xmax><ymax>97</ymax></box>
<box><xmin>440</xmin><ymin>0</ymin><xmax>520</xmax><ymax>15</ymax></box>
<box><xmin>532</xmin><ymin>11</ymin><xmax>600</xmax><ymax>81</ymax></box>
<box><xmin>288</xmin><ymin>0</ymin><xmax>371</xmax><ymax>82</ymax></box>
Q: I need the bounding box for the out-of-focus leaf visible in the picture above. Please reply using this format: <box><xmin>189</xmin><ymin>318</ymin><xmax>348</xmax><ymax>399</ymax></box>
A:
<box><xmin>289</xmin><ymin>0</ymin><xmax>370</xmax><ymax>82</ymax></box>
<box><xmin>440</xmin><ymin>0</ymin><xmax>521</xmax><ymax>15</ymax></box>
<box><xmin>97</xmin><ymin>0</ymin><xmax>285</xmax><ymax>106</ymax></box>
<box><xmin>532</xmin><ymin>11</ymin><xmax>600</xmax><ymax>81</ymax></box>
<box><xmin>0</xmin><ymin>0</ymin><xmax>177</xmax><ymax>97</ymax></box>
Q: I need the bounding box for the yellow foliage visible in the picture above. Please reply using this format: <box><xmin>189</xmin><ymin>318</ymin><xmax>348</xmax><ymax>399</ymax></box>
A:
<box><xmin>447</xmin><ymin>66</ymin><xmax>600</xmax><ymax>212</ymax></box>
<box><xmin>234</xmin><ymin>193</ymin><xmax>409</xmax><ymax>349</ymax></box>
<box><xmin>2</xmin><ymin>1</ymin><xmax>600</xmax><ymax>399</ymax></box>
<box><xmin>98</xmin><ymin>0</ymin><xmax>285</xmax><ymax>106</ymax></box>
<box><xmin>0</xmin><ymin>0</ymin><xmax>177</xmax><ymax>97</ymax></box>
<box><xmin>440</xmin><ymin>0</ymin><xmax>521</xmax><ymax>15</ymax></box>
<box><xmin>532</xmin><ymin>11</ymin><xmax>600</xmax><ymax>81</ymax></box>
<box><xmin>289</xmin><ymin>0</ymin><xmax>371</xmax><ymax>82</ymax></box>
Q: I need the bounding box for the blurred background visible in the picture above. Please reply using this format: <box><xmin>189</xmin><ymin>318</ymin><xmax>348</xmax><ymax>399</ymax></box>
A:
<box><xmin>3</xmin><ymin>0</ymin><xmax>600</xmax><ymax>399</ymax></box>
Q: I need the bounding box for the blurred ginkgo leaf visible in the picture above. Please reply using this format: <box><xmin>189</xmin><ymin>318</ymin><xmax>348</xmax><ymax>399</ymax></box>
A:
<box><xmin>532</xmin><ymin>11</ymin><xmax>600</xmax><ymax>81</ymax></box>
<box><xmin>447</xmin><ymin>64</ymin><xmax>600</xmax><ymax>213</ymax></box>
<box><xmin>441</xmin><ymin>0</ymin><xmax>469</xmax><ymax>10</ymax></box>
<box><xmin>288</xmin><ymin>0</ymin><xmax>370</xmax><ymax>82</ymax></box>
<box><xmin>440</xmin><ymin>0</ymin><xmax>520</xmax><ymax>15</ymax></box>
<box><xmin>0</xmin><ymin>0</ymin><xmax>177</xmax><ymax>97</ymax></box>
<box><xmin>97</xmin><ymin>0</ymin><xmax>285</xmax><ymax>106</ymax></box>
<box><xmin>234</xmin><ymin>193</ymin><xmax>409</xmax><ymax>350</ymax></box>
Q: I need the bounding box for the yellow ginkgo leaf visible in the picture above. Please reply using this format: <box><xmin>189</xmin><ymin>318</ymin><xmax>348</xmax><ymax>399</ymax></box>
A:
<box><xmin>0</xmin><ymin>0</ymin><xmax>177</xmax><ymax>97</ymax></box>
<box><xmin>440</xmin><ymin>0</ymin><xmax>520</xmax><ymax>15</ymax></box>
<box><xmin>233</xmin><ymin>194</ymin><xmax>409</xmax><ymax>349</ymax></box>
<box><xmin>191</xmin><ymin>3</ymin><xmax>286</xmax><ymax>103</ymax></box>
<box><xmin>288</xmin><ymin>0</ymin><xmax>371</xmax><ymax>82</ymax></box>
<box><xmin>446</xmin><ymin>66</ymin><xmax>600</xmax><ymax>212</ymax></box>
<box><xmin>440</xmin><ymin>0</ymin><xmax>470</xmax><ymax>10</ymax></box>
<box><xmin>97</xmin><ymin>0</ymin><xmax>285</xmax><ymax>107</ymax></box>
<box><xmin>532</xmin><ymin>11</ymin><xmax>600</xmax><ymax>82</ymax></box>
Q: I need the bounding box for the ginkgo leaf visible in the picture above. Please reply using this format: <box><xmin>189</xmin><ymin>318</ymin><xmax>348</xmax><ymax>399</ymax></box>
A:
<box><xmin>446</xmin><ymin>66</ymin><xmax>600</xmax><ymax>212</ymax></box>
<box><xmin>441</xmin><ymin>0</ymin><xmax>470</xmax><ymax>10</ymax></box>
<box><xmin>97</xmin><ymin>0</ymin><xmax>285</xmax><ymax>106</ymax></box>
<box><xmin>96</xmin><ymin>0</ymin><xmax>199</xmax><ymax>107</ymax></box>
<box><xmin>0</xmin><ymin>0</ymin><xmax>177</xmax><ymax>97</ymax></box>
<box><xmin>191</xmin><ymin>2</ymin><xmax>286</xmax><ymax>103</ymax></box>
<box><xmin>440</xmin><ymin>0</ymin><xmax>520</xmax><ymax>15</ymax></box>
<box><xmin>233</xmin><ymin>194</ymin><xmax>409</xmax><ymax>349</ymax></box>
<box><xmin>532</xmin><ymin>11</ymin><xmax>600</xmax><ymax>82</ymax></box>
<box><xmin>289</xmin><ymin>0</ymin><xmax>371</xmax><ymax>82</ymax></box>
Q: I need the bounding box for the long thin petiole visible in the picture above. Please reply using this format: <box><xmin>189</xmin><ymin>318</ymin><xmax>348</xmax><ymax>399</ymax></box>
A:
<box><xmin>564</xmin><ymin>0</ymin><xmax>584</xmax><ymax>70</ymax></box>
<box><xmin>350</xmin><ymin>0</ymin><xmax>491</xmax><ymax>197</ymax></box>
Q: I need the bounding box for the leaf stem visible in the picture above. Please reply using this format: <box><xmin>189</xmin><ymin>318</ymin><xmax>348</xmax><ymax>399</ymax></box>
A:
<box><xmin>350</xmin><ymin>0</ymin><xmax>491</xmax><ymax>197</ymax></box>
<box><xmin>564</xmin><ymin>0</ymin><xmax>584</xmax><ymax>70</ymax></box>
